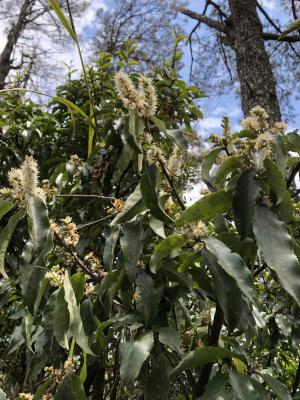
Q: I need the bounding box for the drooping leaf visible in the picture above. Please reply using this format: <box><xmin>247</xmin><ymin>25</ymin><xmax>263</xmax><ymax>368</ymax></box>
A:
<box><xmin>259</xmin><ymin>373</ymin><xmax>291</xmax><ymax>400</ymax></box>
<box><xmin>203</xmin><ymin>250</ymin><xmax>249</xmax><ymax>332</ymax></box>
<box><xmin>144</xmin><ymin>353</ymin><xmax>170</xmax><ymax>400</ymax></box>
<box><xmin>111</xmin><ymin>185</ymin><xmax>146</xmax><ymax>225</ymax></box>
<box><xmin>198</xmin><ymin>373</ymin><xmax>229</xmax><ymax>399</ymax></box>
<box><xmin>64</xmin><ymin>270</ymin><xmax>93</xmax><ymax>354</ymax></box>
<box><xmin>166</xmin><ymin>128</ymin><xmax>188</xmax><ymax>150</ymax></box>
<box><xmin>141</xmin><ymin>164</ymin><xmax>173</xmax><ymax>224</ymax></box>
<box><xmin>229</xmin><ymin>371</ymin><xmax>261</xmax><ymax>400</ymax></box>
<box><xmin>0</xmin><ymin>208</ymin><xmax>25</xmax><ymax>278</ymax></box>
<box><xmin>158</xmin><ymin>326</ymin><xmax>182</xmax><ymax>354</ymax></box>
<box><xmin>20</xmin><ymin>196</ymin><xmax>53</xmax><ymax>314</ymax></box>
<box><xmin>128</xmin><ymin>111</ymin><xmax>143</xmax><ymax>153</ymax></box>
<box><xmin>53</xmin><ymin>288</ymin><xmax>70</xmax><ymax>348</ymax></box>
<box><xmin>253</xmin><ymin>205</ymin><xmax>300</xmax><ymax>306</ymax></box>
<box><xmin>203</xmin><ymin>237</ymin><xmax>255</xmax><ymax>302</ymax></box>
<box><xmin>112</xmin><ymin>145</ymin><xmax>134</xmax><ymax>185</ymax></box>
<box><xmin>49</xmin><ymin>0</ymin><xmax>77</xmax><ymax>42</ymax></box>
<box><xmin>201</xmin><ymin>147</ymin><xmax>223</xmax><ymax>185</ymax></box>
<box><xmin>54</xmin><ymin>374</ymin><xmax>87</xmax><ymax>400</ymax></box>
<box><xmin>264</xmin><ymin>158</ymin><xmax>287</xmax><ymax>205</ymax></box>
<box><xmin>150</xmin><ymin>234</ymin><xmax>188</xmax><ymax>273</ymax></box>
<box><xmin>120</xmin><ymin>332</ymin><xmax>154</xmax><ymax>386</ymax></box>
<box><xmin>170</xmin><ymin>347</ymin><xmax>245</xmax><ymax>377</ymax></box>
<box><xmin>103</xmin><ymin>224</ymin><xmax>120</xmax><ymax>272</ymax></box>
<box><xmin>176</xmin><ymin>190</ymin><xmax>232</xmax><ymax>227</ymax></box>
<box><xmin>136</xmin><ymin>271</ymin><xmax>159</xmax><ymax>327</ymax></box>
<box><xmin>149</xmin><ymin>216</ymin><xmax>166</xmax><ymax>238</ymax></box>
<box><xmin>150</xmin><ymin>116</ymin><xmax>167</xmax><ymax>134</ymax></box>
<box><xmin>215</xmin><ymin>156</ymin><xmax>241</xmax><ymax>189</ymax></box>
<box><xmin>233</xmin><ymin>170</ymin><xmax>260</xmax><ymax>238</ymax></box>
<box><xmin>120</xmin><ymin>218</ymin><xmax>143</xmax><ymax>282</ymax></box>
<box><xmin>0</xmin><ymin>199</ymin><xmax>14</xmax><ymax>220</ymax></box>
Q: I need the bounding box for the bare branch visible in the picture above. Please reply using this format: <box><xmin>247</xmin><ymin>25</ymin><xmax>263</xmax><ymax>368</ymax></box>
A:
<box><xmin>263</xmin><ymin>32</ymin><xmax>300</xmax><ymax>42</ymax></box>
<box><xmin>176</xmin><ymin>6</ymin><xmax>226</xmax><ymax>33</ymax></box>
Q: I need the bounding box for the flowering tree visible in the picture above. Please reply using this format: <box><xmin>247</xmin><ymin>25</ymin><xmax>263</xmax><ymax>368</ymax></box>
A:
<box><xmin>1</xmin><ymin>3</ymin><xmax>300</xmax><ymax>400</ymax></box>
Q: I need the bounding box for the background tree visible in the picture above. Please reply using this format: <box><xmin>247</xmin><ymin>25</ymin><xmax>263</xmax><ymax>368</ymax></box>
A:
<box><xmin>0</xmin><ymin>0</ymin><xmax>88</xmax><ymax>89</ymax></box>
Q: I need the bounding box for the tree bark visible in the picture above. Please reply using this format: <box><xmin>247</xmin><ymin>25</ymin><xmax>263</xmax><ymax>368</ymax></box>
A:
<box><xmin>0</xmin><ymin>0</ymin><xmax>33</xmax><ymax>89</ymax></box>
<box><xmin>228</xmin><ymin>0</ymin><xmax>281</xmax><ymax>124</ymax></box>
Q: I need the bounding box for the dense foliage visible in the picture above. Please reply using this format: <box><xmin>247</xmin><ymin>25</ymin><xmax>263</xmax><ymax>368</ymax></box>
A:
<box><xmin>2</xmin><ymin>3</ymin><xmax>300</xmax><ymax>400</ymax></box>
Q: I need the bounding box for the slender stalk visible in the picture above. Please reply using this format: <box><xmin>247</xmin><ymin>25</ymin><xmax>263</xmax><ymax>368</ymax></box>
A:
<box><xmin>55</xmin><ymin>194</ymin><xmax>115</xmax><ymax>201</ymax></box>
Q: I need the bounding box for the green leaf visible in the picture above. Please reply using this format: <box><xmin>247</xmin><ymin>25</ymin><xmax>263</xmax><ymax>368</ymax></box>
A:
<box><xmin>198</xmin><ymin>373</ymin><xmax>228</xmax><ymax>399</ymax></box>
<box><xmin>170</xmin><ymin>347</ymin><xmax>245</xmax><ymax>377</ymax></box>
<box><xmin>0</xmin><ymin>208</ymin><xmax>25</xmax><ymax>278</ymax></box>
<box><xmin>64</xmin><ymin>270</ymin><xmax>94</xmax><ymax>354</ymax></box>
<box><xmin>141</xmin><ymin>164</ymin><xmax>173</xmax><ymax>224</ymax></box>
<box><xmin>229</xmin><ymin>371</ymin><xmax>261</xmax><ymax>400</ymax></box>
<box><xmin>215</xmin><ymin>156</ymin><xmax>241</xmax><ymax>189</ymax></box>
<box><xmin>203</xmin><ymin>237</ymin><xmax>255</xmax><ymax>302</ymax></box>
<box><xmin>54</xmin><ymin>374</ymin><xmax>87</xmax><ymax>400</ymax></box>
<box><xmin>79</xmin><ymin>351</ymin><xmax>87</xmax><ymax>384</ymax></box>
<box><xmin>103</xmin><ymin>224</ymin><xmax>120</xmax><ymax>272</ymax></box>
<box><xmin>158</xmin><ymin>326</ymin><xmax>182</xmax><ymax>354</ymax></box>
<box><xmin>149</xmin><ymin>216</ymin><xmax>166</xmax><ymax>238</ymax></box>
<box><xmin>0</xmin><ymin>199</ymin><xmax>14</xmax><ymax>220</ymax></box>
<box><xmin>128</xmin><ymin>111</ymin><xmax>143</xmax><ymax>153</ymax></box>
<box><xmin>150</xmin><ymin>116</ymin><xmax>167</xmax><ymax>134</ymax></box>
<box><xmin>32</xmin><ymin>380</ymin><xmax>52</xmax><ymax>400</ymax></box>
<box><xmin>112</xmin><ymin>145</ymin><xmax>134</xmax><ymax>185</ymax></box>
<box><xmin>150</xmin><ymin>234</ymin><xmax>188</xmax><ymax>273</ymax></box>
<box><xmin>259</xmin><ymin>373</ymin><xmax>291</xmax><ymax>400</ymax></box>
<box><xmin>120</xmin><ymin>332</ymin><xmax>154</xmax><ymax>386</ymax></box>
<box><xmin>273</xmin><ymin>134</ymin><xmax>288</xmax><ymax>175</ymax></box>
<box><xmin>53</xmin><ymin>288</ymin><xmax>70</xmax><ymax>348</ymax></box>
<box><xmin>120</xmin><ymin>218</ymin><xmax>143</xmax><ymax>282</ymax></box>
<box><xmin>111</xmin><ymin>185</ymin><xmax>146</xmax><ymax>225</ymax></box>
<box><xmin>87</xmin><ymin>104</ymin><xmax>95</xmax><ymax>158</ymax></box>
<box><xmin>203</xmin><ymin>250</ymin><xmax>249</xmax><ymax>332</ymax></box>
<box><xmin>20</xmin><ymin>196</ymin><xmax>53</xmax><ymax>314</ymax></box>
<box><xmin>166</xmin><ymin>129</ymin><xmax>188</xmax><ymax>150</ymax></box>
<box><xmin>144</xmin><ymin>353</ymin><xmax>170</xmax><ymax>400</ymax></box>
<box><xmin>70</xmin><ymin>271</ymin><xmax>86</xmax><ymax>303</ymax></box>
<box><xmin>136</xmin><ymin>271</ymin><xmax>159</xmax><ymax>327</ymax></box>
<box><xmin>253</xmin><ymin>205</ymin><xmax>300</xmax><ymax>306</ymax></box>
<box><xmin>176</xmin><ymin>190</ymin><xmax>232</xmax><ymax>227</ymax></box>
<box><xmin>49</xmin><ymin>0</ymin><xmax>77</xmax><ymax>42</ymax></box>
<box><xmin>264</xmin><ymin>158</ymin><xmax>287</xmax><ymax>205</ymax></box>
<box><xmin>233</xmin><ymin>170</ymin><xmax>260</xmax><ymax>238</ymax></box>
<box><xmin>201</xmin><ymin>147</ymin><xmax>223</xmax><ymax>184</ymax></box>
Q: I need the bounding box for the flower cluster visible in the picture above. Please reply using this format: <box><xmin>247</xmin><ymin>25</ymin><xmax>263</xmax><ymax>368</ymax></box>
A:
<box><xmin>182</xmin><ymin>221</ymin><xmax>208</xmax><ymax>240</ymax></box>
<box><xmin>0</xmin><ymin>156</ymin><xmax>46</xmax><ymax>206</ymax></box>
<box><xmin>50</xmin><ymin>217</ymin><xmax>79</xmax><ymax>247</ymax></box>
<box><xmin>146</xmin><ymin>144</ymin><xmax>166</xmax><ymax>165</ymax></box>
<box><xmin>167</xmin><ymin>145</ymin><xmax>183</xmax><ymax>177</ymax></box>
<box><xmin>114</xmin><ymin>71</ymin><xmax>157</xmax><ymax>117</ymax></box>
<box><xmin>45</xmin><ymin>265</ymin><xmax>64</xmax><ymax>287</ymax></box>
<box><xmin>242</xmin><ymin>105</ymin><xmax>269</xmax><ymax>132</ymax></box>
<box><xmin>84</xmin><ymin>251</ymin><xmax>103</xmax><ymax>274</ymax></box>
<box><xmin>113</xmin><ymin>198</ymin><xmax>124</xmax><ymax>212</ymax></box>
<box><xmin>18</xmin><ymin>394</ymin><xmax>33</xmax><ymax>400</ymax></box>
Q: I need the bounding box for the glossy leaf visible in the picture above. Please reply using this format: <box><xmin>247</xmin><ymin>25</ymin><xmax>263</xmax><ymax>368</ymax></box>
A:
<box><xmin>215</xmin><ymin>156</ymin><xmax>241</xmax><ymax>189</ymax></box>
<box><xmin>259</xmin><ymin>373</ymin><xmax>291</xmax><ymax>400</ymax></box>
<box><xmin>176</xmin><ymin>190</ymin><xmax>232</xmax><ymax>226</ymax></box>
<box><xmin>201</xmin><ymin>147</ymin><xmax>223</xmax><ymax>184</ymax></box>
<box><xmin>253</xmin><ymin>205</ymin><xmax>300</xmax><ymax>306</ymax></box>
<box><xmin>144</xmin><ymin>353</ymin><xmax>170</xmax><ymax>400</ymax></box>
<box><xmin>111</xmin><ymin>185</ymin><xmax>146</xmax><ymax>225</ymax></box>
<box><xmin>120</xmin><ymin>332</ymin><xmax>154</xmax><ymax>386</ymax></box>
<box><xmin>229</xmin><ymin>371</ymin><xmax>261</xmax><ymax>400</ymax></box>
<box><xmin>0</xmin><ymin>199</ymin><xmax>14</xmax><ymax>220</ymax></box>
<box><xmin>54</xmin><ymin>374</ymin><xmax>87</xmax><ymax>400</ymax></box>
<box><xmin>120</xmin><ymin>218</ymin><xmax>143</xmax><ymax>282</ymax></box>
<box><xmin>264</xmin><ymin>158</ymin><xmax>287</xmax><ymax>205</ymax></box>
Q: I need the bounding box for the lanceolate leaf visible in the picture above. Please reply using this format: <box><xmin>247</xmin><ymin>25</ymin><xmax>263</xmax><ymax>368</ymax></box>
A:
<box><xmin>253</xmin><ymin>205</ymin><xmax>300</xmax><ymax>306</ymax></box>
<box><xmin>20</xmin><ymin>196</ymin><xmax>53</xmax><ymax>314</ymax></box>
<box><xmin>54</xmin><ymin>374</ymin><xmax>87</xmax><ymax>400</ymax></box>
<box><xmin>0</xmin><ymin>208</ymin><xmax>25</xmax><ymax>278</ymax></box>
<box><xmin>215</xmin><ymin>156</ymin><xmax>241</xmax><ymax>189</ymax></box>
<box><xmin>150</xmin><ymin>234</ymin><xmax>188</xmax><ymax>273</ymax></box>
<box><xmin>64</xmin><ymin>270</ymin><xmax>93</xmax><ymax>354</ymax></box>
<box><xmin>259</xmin><ymin>373</ymin><xmax>291</xmax><ymax>400</ymax></box>
<box><xmin>264</xmin><ymin>158</ymin><xmax>287</xmax><ymax>205</ymax></box>
<box><xmin>136</xmin><ymin>271</ymin><xmax>159</xmax><ymax>327</ymax></box>
<box><xmin>49</xmin><ymin>0</ymin><xmax>77</xmax><ymax>42</ymax></box>
<box><xmin>150</xmin><ymin>116</ymin><xmax>167</xmax><ymax>134</ymax></box>
<box><xmin>111</xmin><ymin>185</ymin><xmax>146</xmax><ymax>225</ymax></box>
<box><xmin>120</xmin><ymin>218</ymin><xmax>143</xmax><ymax>282</ymax></box>
<box><xmin>201</xmin><ymin>147</ymin><xmax>223</xmax><ymax>184</ymax></box>
<box><xmin>0</xmin><ymin>199</ymin><xmax>14</xmax><ymax>220</ymax></box>
<box><xmin>229</xmin><ymin>371</ymin><xmax>261</xmax><ymax>400</ymax></box>
<box><xmin>203</xmin><ymin>237</ymin><xmax>255</xmax><ymax>302</ymax></box>
<box><xmin>53</xmin><ymin>288</ymin><xmax>70</xmax><ymax>348</ymax></box>
<box><xmin>120</xmin><ymin>332</ymin><xmax>154</xmax><ymax>386</ymax></box>
<box><xmin>233</xmin><ymin>170</ymin><xmax>260</xmax><ymax>238</ymax></box>
<box><xmin>169</xmin><ymin>347</ymin><xmax>245</xmax><ymax>377</ymax></box>
<box><xmin>141</xmin><ymin>164</ymin><xmax>173</xmax><ymax>224</ymax></box>
<box><xmin>176</xmin><ymin>190</ymin><xmax>232</xmax><ymax>227</ymax></box>
<box><xmin>144</xmin><ymin>353</ymin><xmax>170</xmax><ymax>400</ymax></box>
<box><xmin>103</xmin><ymin>224</ymin><xmax>120</xmax><ymax>272</ymax></box>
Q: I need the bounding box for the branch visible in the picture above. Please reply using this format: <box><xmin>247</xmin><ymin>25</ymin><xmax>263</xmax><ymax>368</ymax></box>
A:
<box><xmin>176</xmin><ymin>6</ymin><xmax>226</xmax><ymax>33</ymax></box>
<box><xmin>55</xmin><ymin>194</ymin><xmax>116</xmax><ymax>201</ymax></box>
<box><xmin>77</xmin><ymin>213</ymin><xmax>117</xmax><ymax>230</ymax></box>
<box><xmin>195</xmin><ymin>304</ymin><xmax>224</xmax><ymax>396</ymax></box>
<box><xmin>263</xmin><ymin>32</ymin><xmax>300</xmax><ymax>42</ymax></box>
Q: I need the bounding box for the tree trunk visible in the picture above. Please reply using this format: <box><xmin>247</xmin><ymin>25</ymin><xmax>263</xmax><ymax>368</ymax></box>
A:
<box><xmin>228</xmin><ymin>0</ymin><xmax>281</xmax><ymax>124</ymax></box>
<box><xmin>0</xmin><ymin>0</ymin><xmax>33</xmax><ymax>89</ymax></box>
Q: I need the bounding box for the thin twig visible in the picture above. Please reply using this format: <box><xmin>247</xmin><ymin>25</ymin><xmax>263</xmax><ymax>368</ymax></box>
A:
<box><xmin>54</xmin><ymin>232</ymin><xmax>99</xmax><ymax>280</ymax></box>
<box><xmin>77</xmin><ymin>213</ymin><xmax>117</xmax><ymax>230</ymax></box>
<box><xmin>55</xmin><ymin>194</ymin><xmax>116</xmax><ymax>201</ymax></box>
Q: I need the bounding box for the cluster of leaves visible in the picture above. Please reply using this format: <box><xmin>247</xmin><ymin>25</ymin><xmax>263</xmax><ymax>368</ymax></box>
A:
<box><xmin>1</xmin><ymin>2</ymin><xmax>300</xmax><ymax>400</ymax></box>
